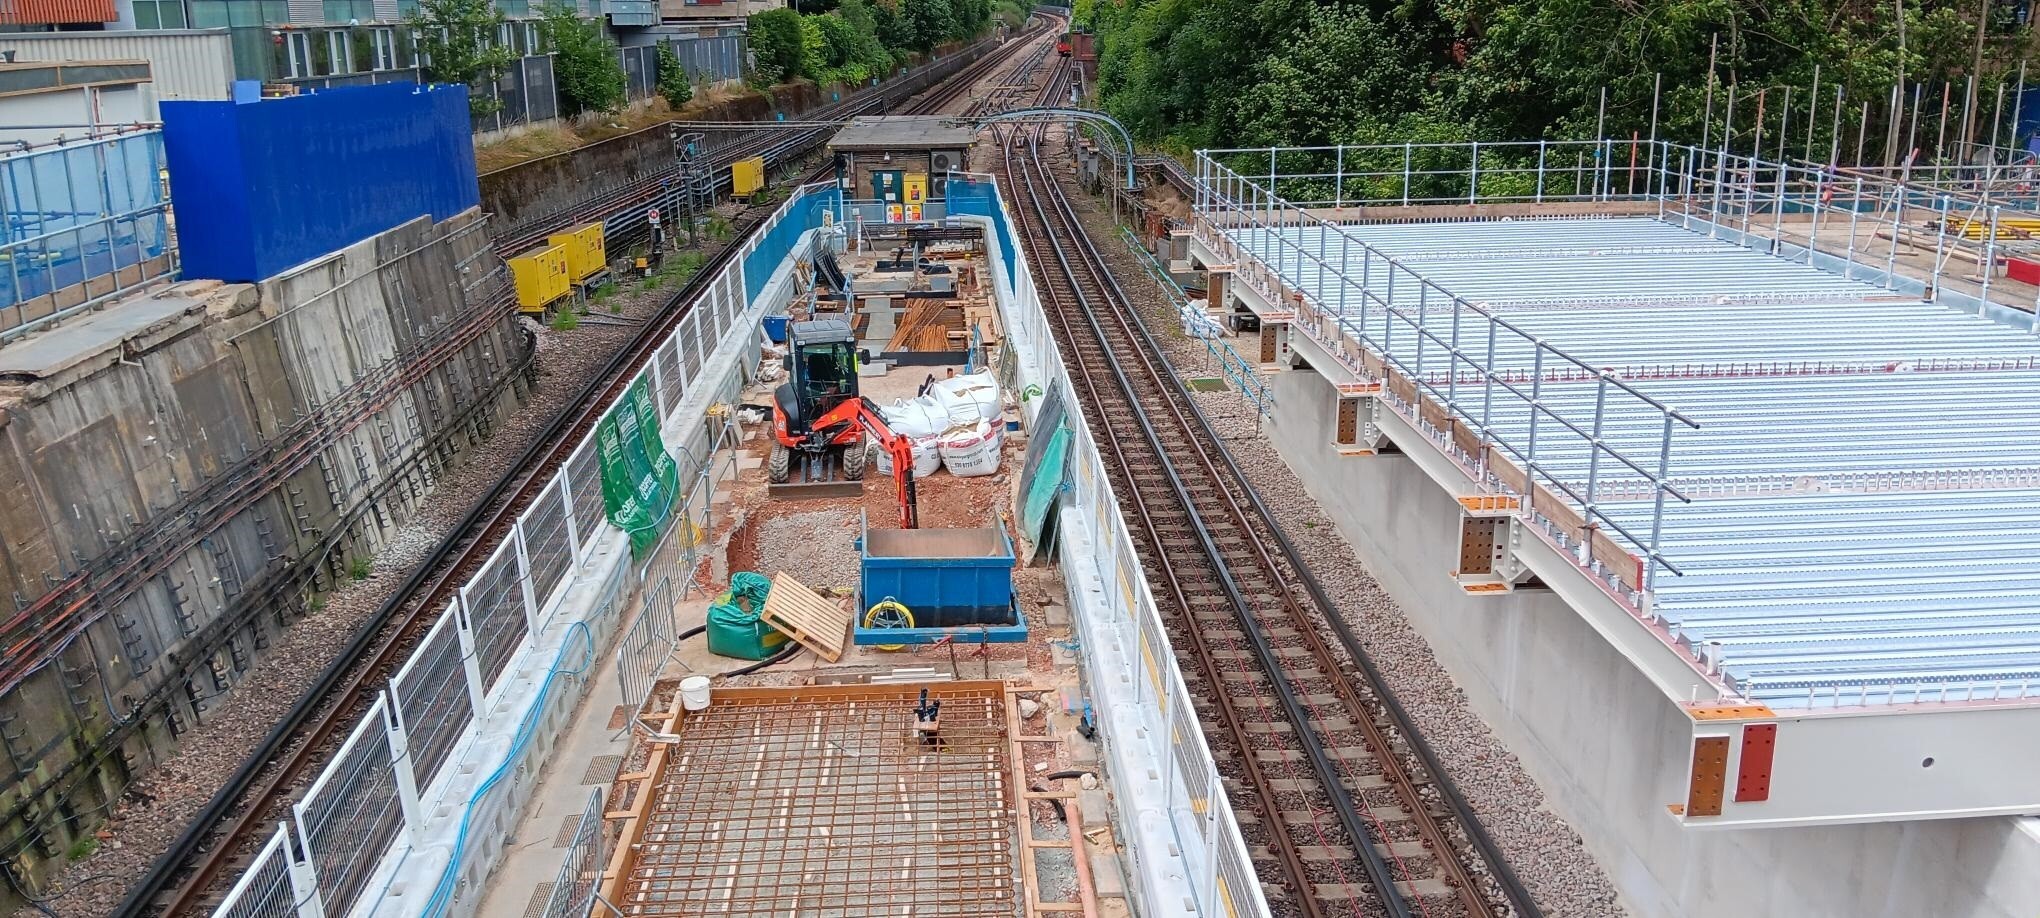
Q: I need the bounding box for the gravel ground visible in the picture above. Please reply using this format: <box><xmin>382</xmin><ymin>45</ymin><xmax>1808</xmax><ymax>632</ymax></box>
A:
<box><xmin>742</xmin><ymin>506</ymin><xmax>862</xmax><ymax>592</ymax></box>
<box><xmin>1043</xmin><ymin>146</ymin><xmax>1628</xmax><ymax>917</ymax></box>
<box><xmin>16</xmin><ymin>264</ymin><xmax>698</xmax><ymax>918</ymax></box>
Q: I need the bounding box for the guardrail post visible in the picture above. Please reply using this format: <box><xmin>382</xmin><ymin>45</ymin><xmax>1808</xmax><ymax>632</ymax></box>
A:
<box><xmin>1445</xmin><ymin>296</ymin><xmax>1464</xmax><ymax>410</ymax></box>
<box><xmin>1807</xmin><ymin>169</ymin><xmax>1826</xmax><ymax>264</ymax></box>
<box><xmin>1646</xmin><ymin>412</ymin><xmax>1674</xmax><ymax>595</ymax></box>
<box><xmin>1337</xmin><ymin>234</ymin><xmax>1350</xmax><ymax>320</ymax></box>
<box><xmin>1468</xmin><ymin>142</ymin><xmax>1479</xmax><ymax>203</ymax></box>
<box><xmin>1334</xmin><ymin>145</ymin><xmax>1345</xmax><ymax>209</ymax></box>
<box><xmin>1770</xmin><ymin>159</ymin><xmax>1788</xmax><ymax>246</ymax></box>
<box><xmin>1414</xmin><ymin>285</ymin><xmax>1430</xmax><ymax>382</ymax></box>
<box><xmin>1524</xmin><ymin>347</ymin><xmax>1544</xmax><ymax>520</ymax></box>
<box><xmin>1357</xmin><ymin>247</ymin><xmax>1371</xmax><ymax>338</ymax></box>
<box><xmin>290</xmin><ymin>818</ymin><xmax>328</xmax><ymax>918</ymax></box>
<box><xmin>382</xmin><ymin>696</ymin><xmax>426</xmax><ymax>845</ymax></box>
<box><xmin>454</xmin><ymin>599</ymin><xmax>488</xmax><ymax>714</ymax></box>
<box><xmin>1402</xmin><ymin>142</ymin><xmax>1412</xmax><ymax>205</ymax></box>
<box><xmin>1579</xmin><ymin>372</ymin><xmax>1610</xmax><ymax>566</ymax></box>
<box><xmin>559</xmin><ymin>478</ymin><xmax>586</xmax><ymax>569</ymax></box>
<box><xmin>1845</xmin><ymin>177</ymin><xmax>1863</xmax><ymax>274</ymax></box>
<box><xmin>514</xmin><ymin>524</ymin><xmax>541</xmax><ymax>634</ymax></box>
<box><xmin>1883</xmin><ymin>185</ymin><xmax>1903</xmax><ymax>289</ymax></box>
<box><xmin>1930</xmin><ymin>195</ymin><xmax>1950</xmax><ymax>297</ymax></box>
<box><xmin>286</xmin><ymin>826</ymin><xmax>326</xmax><ymax>918</ymax></box>
<box><xmin>1708</xmin><ymin>149</ymin><xmax>1725</xmax><ymax>235</ymax></box>
<box><xmin>1535</xmin><ymin>141</ymin><xmax>1547</xmax><ymax>203</ymax></box>
<box><xmin>1479</xmin><ymin>320</ymin><xmax>1497</xmax><ymax>485</ymax></box>
<box><xmin>1978</xmin><ymin>203</ymin><xmax>2003</xmax><ymax>304</ymax></box>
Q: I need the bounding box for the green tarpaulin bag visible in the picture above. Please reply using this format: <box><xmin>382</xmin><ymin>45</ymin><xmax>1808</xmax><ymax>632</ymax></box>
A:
<box><xmin>706</xmin><ymin>572</ymin><xmax>785</xmax><ymax>661</ymax></box>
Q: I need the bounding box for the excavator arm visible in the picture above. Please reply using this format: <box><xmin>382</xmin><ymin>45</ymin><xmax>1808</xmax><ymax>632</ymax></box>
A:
<box><xmin>811</xmin><ymin>396</ymin><xmax>921</xmax><ymax>529</ymax></box>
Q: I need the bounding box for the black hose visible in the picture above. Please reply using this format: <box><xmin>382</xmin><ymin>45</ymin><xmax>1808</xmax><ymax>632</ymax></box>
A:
<box><xmin>1042</xmin><ymin>769</ymin><xmax>1094</xmax><ymax>781</ymax></box>
<box><xmin>717</xmin><ymin>643</ymin><xmax>801</xmax><ymax>678</ymax></box>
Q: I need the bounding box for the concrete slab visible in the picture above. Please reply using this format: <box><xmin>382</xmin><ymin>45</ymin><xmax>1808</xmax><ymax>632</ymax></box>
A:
<box><xmin>0</xmin><ymin>291</ymin><xmax>200</xmax><ymax>383</ymax></box>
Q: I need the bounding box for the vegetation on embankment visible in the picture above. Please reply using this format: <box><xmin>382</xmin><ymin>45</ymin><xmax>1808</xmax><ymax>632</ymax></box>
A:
<box><xmin>1079</xmin><ymin>0</ymin><xmax>2040</xmax><ymax>157</ymax></box>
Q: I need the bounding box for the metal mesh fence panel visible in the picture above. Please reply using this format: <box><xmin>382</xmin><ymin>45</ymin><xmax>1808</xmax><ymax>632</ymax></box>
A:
<box><xmin>210</xmin><ymin>824</ymin><xmax>296</xmax><ymax>918</ymax></box>
<box><xmin>657</xmin><ymin>338</ymin><xmax>685</xmax><ymax>413</ymax></box>
<box><xmin>1214</xmin><ymin>804</ymin><xmax>1264</xmax><ymax>916</ymax></box>
<box><xmin>543</xmin><ymin>787</ymin><xmax>607</xmax><ymax>917</ymax></box>
<box><xmin>463</xmin><ymin>542</ymin><xmax>530</xmax><ymax>690</ymax></box>
<box><xmin>679</xmin><ymin>310</ymin><xmax>702</xmax><ymax>381</ymax></box>
<box><xmin>393</xmin><ymin>607</ymin><xmax>473</xmax><ymax>791</ymax></box>
<box><xmin>1171</xmin><ymin>688</ymin><xmax>1212</xmax><ymax>839</ymax></box>
<box><xmin>617</xmin><ymin>577</ymin><xmax>676</xmax><ymax>710</ymax></box>
<box><xmin>565</xmin><ymin>444</ymin><xmax>605</xmax><ymax>552</ymax></box>
<box><xmin>295</xmin><ymin>696</ymin><xmax>403</xmax><ymax>918</ymax></box>
<box><xmin>521</xmin><ymin>482</ymin><xmax>575</xmax><ymax>615</ymax></box>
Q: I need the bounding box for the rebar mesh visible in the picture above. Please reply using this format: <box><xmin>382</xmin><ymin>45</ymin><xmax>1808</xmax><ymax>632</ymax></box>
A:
<box><xmin>621</xmin><ymin>689</ymin><xmax>1018</xmax><ymax>917</ymax></box>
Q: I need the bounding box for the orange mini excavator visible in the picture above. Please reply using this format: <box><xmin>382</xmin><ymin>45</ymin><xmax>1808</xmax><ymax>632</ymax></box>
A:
<box><xmin>768</xmin><ymin>318</ymin><xmax>920</xmax><ymax>528</ymax></box>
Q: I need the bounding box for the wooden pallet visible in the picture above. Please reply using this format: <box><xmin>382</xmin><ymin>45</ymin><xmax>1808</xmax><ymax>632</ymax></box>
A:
<box><xmin>762</xmin><ymin>572</ymin><xmax>852</xmax><ymax>662</ymax></box>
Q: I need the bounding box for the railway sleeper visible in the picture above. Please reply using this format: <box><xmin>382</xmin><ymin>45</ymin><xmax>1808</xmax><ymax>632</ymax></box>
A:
<box><xmin>1317</xmin><ymin>878</ymin><xmax>1459</xmax><ymax>901</ymax></box>
<box><xmin>1255</xmin><ymin>840</ymin><xmax>1434</xmax><ymax>862</ymax></box>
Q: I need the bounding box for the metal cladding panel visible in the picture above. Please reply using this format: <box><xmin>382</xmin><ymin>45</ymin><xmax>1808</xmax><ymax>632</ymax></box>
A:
<box><xmin>0</xmin><ymin>0</ymin><xmax>114</xmax><ymax>24</ymax></box>
<box><xmin>0</xmin><ymin>30</ymin><xmax>233</xmax><ymax>99</ymax></box>
<box><xmin>162</xmin><ymin>82</ymin><xmax>481</xmax><ymax>283</ymax></box>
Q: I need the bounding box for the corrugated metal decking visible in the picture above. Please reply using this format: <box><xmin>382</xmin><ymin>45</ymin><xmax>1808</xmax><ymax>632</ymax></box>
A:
<box><xmin>1223</xmin><ymin>216</ymin><xmax>2040</xmax><ymax>708</ymax></box>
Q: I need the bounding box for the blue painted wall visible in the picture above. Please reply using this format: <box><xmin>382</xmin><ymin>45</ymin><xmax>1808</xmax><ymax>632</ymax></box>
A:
<box><xmin>162</xmin><ymin>82</ymin><xmax>480</xmax><ymax>283</ymax></box>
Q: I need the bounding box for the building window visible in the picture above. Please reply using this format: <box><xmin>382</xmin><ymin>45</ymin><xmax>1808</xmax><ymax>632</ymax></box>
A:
<box><xmin>321</xmin><ymin>0</ymin><xmax>372</xmax><ymax>22</ymax></box>
<box><xmin>132</xmin><ymin>0</ymin><xmax>188</xmax><ymax>28</ymax></box>
<box><xmin>325</xmin><ymin>29</ymin><xmax>349</xmax><ymax>73</ymax></box>
<box><xmin>285</xmin><ymin>30</ymin><xmax>314</xmax><ymax>76</ymax></box>
<box><xmin>370</xmin><ymin>27</ymin><xmax>395</xmax><ymax>69</ymax></box>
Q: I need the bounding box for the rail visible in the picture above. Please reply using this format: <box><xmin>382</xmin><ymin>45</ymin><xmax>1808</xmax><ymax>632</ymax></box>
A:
<box><xmin>1006</xmin><ymin>63</ymin><xmax>1536</xmax><ymax>916</ymax></box>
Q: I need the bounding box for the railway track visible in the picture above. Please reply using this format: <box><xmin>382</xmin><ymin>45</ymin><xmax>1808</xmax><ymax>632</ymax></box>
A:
<box><xmin>113</xmin><ymin>26</ymin><xmax>1053</xmax><ymax>918</ymax></box>
<box><xmin>1000</xmin><ymin>62</ymin><xmax>1542</xmax><ymax>918</ymax></box>
<box><xmin>491</xmin><ymin>25</ymin><xmax>1043</xmax><ymax>258</ymax></box>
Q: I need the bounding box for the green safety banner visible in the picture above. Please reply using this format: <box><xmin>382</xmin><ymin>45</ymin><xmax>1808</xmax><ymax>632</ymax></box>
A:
<box><xmin>596</xmin><ymin>377</ymin><xmax>680</xmax><ymax>558</ymax></box>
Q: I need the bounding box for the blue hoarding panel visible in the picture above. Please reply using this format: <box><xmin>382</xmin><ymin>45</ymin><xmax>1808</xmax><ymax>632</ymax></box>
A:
<box><xmin>742</xmin><ymin>186</ymin><xmax>841</xmax><ymax>304</ymax></box>
<box><xmin>947</xmin><ymin>178</ymin><xmax>1016</xmax><ymax>291</ymax></box>
<box><xmin>163</xmin><ymin>82</ymin><xmax>480</xmax><ymax>283</ymax></box>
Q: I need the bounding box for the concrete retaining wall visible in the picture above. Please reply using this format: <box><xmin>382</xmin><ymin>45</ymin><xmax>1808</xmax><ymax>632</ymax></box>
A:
<box><xmin>0</xmin><ymin>211</ymin><xmax>529</xmax><ymax>894</ymax></box>
<box><xmin>1259</xmin><ymin>362</ymin><xmax>2040</xmax><ymax>918</ymax></box>
<box><xmin>479</xmin><ymin>82</ymin><xmax>822</xmax><ymax>239</ymax></box>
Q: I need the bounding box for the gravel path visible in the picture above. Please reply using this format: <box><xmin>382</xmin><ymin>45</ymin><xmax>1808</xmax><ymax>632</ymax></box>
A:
<box><xmin>1049</xmin><ymin>151</ymin><xmax>1628</xmax><ymax>917</ymax></box>
<box><xmin>16</xmin><ymin>270</ymin><xmax>692</xmax><ymax>918</ymax></box>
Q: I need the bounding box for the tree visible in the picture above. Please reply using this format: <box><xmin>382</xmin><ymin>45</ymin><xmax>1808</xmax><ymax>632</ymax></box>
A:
<box><xmin>656</xmin><ymin>42</ymin><xmax>693</xmax><ymax>110</ymax></box>
<box><xmin>799</xmin><ymin>14</ymin><xmax>829</xmax><ymax>80</ymax></box>
<box><xmin>410</xmin><ymin>0</ymin><xmax>515</xmax><ymax>116</ymax></box>
<box><xmin>749</xmin><ymin>8</ymin><xmax>807</xmax><ymax>83</ymax></box>
<box><xmin>539</xmin><ymin>4</ymin><xmax>627</xmax><ymax>115</ymax></box>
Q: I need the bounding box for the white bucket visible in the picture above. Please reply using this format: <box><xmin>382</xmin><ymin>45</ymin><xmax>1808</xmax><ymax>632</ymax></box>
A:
<box><xmin>679</xmin><ymin>675</ymin><xmax>712</xmax><ymax>711</ymax></box>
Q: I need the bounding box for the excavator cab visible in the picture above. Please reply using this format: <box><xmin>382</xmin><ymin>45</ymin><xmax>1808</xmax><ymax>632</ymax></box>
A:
<box><xmin>775</xmin><ymin>318</ymin><xmax>860</xmax><ymax>441</ymax></box>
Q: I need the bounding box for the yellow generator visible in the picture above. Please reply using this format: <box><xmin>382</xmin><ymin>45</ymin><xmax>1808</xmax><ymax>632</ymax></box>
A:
<box><xmin>548</xmin><ymin>222</ymin><xmax>607</xmax><ymax>286</ymax></box>
<box><xmin>732</xmin><ymin>156</ymin><xmax>767</xmax><ymax>198</ymax></box>
<box><xmin>509</xmin><ymin>243</ymin><xmax>572</xmax><ymax>313</ymax></box>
